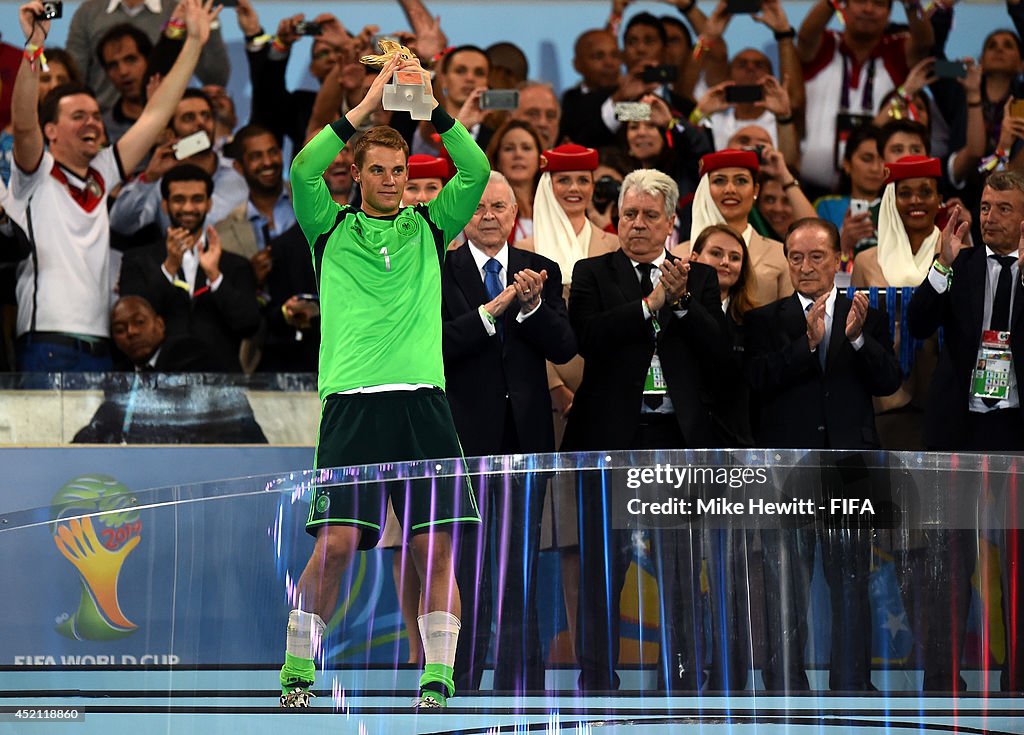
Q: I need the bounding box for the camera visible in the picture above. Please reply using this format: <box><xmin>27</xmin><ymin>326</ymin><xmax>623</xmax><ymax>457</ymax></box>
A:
<box><xmin>933</xmin><ymin>59</ymin><xmax>967</xmax><ymax>80</ymax></box>
<box><xmin>592</xmin><ymin>175</ymin><xmax>622</xmax><ymax>214</ymax></box>
<box><xmin>724</xmin><ymin>84</ymin><xmax>763</xmax><ymax>104</ymax></box>
<box><xmin>640</xmin><ymin>65</ymin><xmax>677</xmax><ymax>84</ymax></box>
<box><xmin>480</xmin><ymin>90</ymin><xmax>520</xmax><ymax>111</ymax></box>
<box><xmin>614</xmin><ymin>101</ymin><xmax>651</xmax><ymax>122</ymax></box>
<box><xmin>294</xmin><ymin>21</ymin><xmax>322</xmax><ymax>36</ymax></box>
<box><xmin>36</xmin><ymin>0</ymin><xmax>62</xmax><ymax>19</ymax></box>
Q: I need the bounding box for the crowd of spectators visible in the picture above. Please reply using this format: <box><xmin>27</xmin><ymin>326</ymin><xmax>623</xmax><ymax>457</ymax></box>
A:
<box><xmin>2</xmin><ymin>0</ymin><xmax>1024</xmax><ymax>693</ymax></box>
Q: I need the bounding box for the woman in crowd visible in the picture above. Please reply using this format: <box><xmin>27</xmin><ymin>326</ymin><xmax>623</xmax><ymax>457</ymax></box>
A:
<box><xmin>852</xmin><ymin>156</ymin><xmax>944</xmax><ymax>287</ymax></box>
<box><xmin>690</xmin><ymin>223</ymin><xmax>757</xmax><ymax>445</ymax></box>
<box><xmin>852</xmin><ymin>155</ymin><xmax>949</xmax><ymax>452</ymax></box>
<box><xmin>978</xmin><ymin>29</ymin><xmax>1024</xmax><ymax>159</ymax></box>
<box><xmin>689</xmin><ymin>224</ymin><xmax>758</xmax><ymax>688</ymax></box>
<box><xmin>515</xmin><ymin>143</ymin><xmax>618</xmax><ymax>655</ymax></box>
<box><xmin>814</xmin><ymin>125</ymin><xmax>887</xmax><ymax>274</ymax></box>
<box><xmin>620</xmin><ymin>94</ymin><xmax>710</xmax><ymax>200</ymax></box>
<box><xmin>624</xmin><ymin>119</ymin><xmax>674</xmax><ymax>175</ymax></box>
<box><xmin>683</xmin><ymin>149</ymin><xmax>792</xmax><ymax>307</ymax></box>
<box><xmin>487</xmin><ymin>119</ymin><xmax>542</xmax><ymax>242</ymax></box>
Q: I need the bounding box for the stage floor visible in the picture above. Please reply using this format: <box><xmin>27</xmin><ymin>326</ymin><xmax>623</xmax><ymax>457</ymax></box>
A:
<box><xmin>2</xmin><ymin>669</ymin><xmax>1023</xmax><ymax>734</ymax></box>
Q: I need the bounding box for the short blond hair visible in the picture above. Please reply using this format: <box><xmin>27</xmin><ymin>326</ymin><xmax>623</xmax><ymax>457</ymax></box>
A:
<box><xmin>351</xmin><ymin>126</ymin><xmax>409</xmax><ymax>169</ymax></box>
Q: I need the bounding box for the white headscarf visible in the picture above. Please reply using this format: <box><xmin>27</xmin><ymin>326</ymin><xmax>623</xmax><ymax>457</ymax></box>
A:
<box><xmin>688</xmin><ymin>173</ymin><xmax>727</xmax><ymax>246</ymax></box>
<box><xmin>532</xmin><ymin>171</ymin><xmax>593</xmax><ymax>284</ymax></box>
<box><xmin>876</xmin><ymin>181</ymin><xmax>940</xmax><ymax>287</ymax></box>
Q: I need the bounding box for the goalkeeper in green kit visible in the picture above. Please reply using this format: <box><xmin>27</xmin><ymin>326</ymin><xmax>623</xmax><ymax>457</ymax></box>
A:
<box><xmin>279</xmin><ymin>52</ymin><xmax>488</xmax><ymax>710</ymax></box>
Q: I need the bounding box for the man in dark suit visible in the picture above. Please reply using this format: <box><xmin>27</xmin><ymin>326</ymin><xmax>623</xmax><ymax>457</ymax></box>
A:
<box><xmin>563</xmin><ymin>168</ymin><xmax>728</xmax><ymax>691</ymax></box>
<box><xmin>74</xmin><ymin>295</ymin><xmax>266</xmax><ymax>444</ymax></box>
<box><xmin>558</xmin><ymin>29</ymin><xmax>622</xmax><ymax>148</ymax></box>
<box><xmin>745</xmin><ymin>217</ymin><xmax>901</xmax><ymax>691</ymax></box>
<box><xmin>109</xmin><ymin>295</ymin><xmax>214</xmax><ymax>372</ymax></box>
<box><xmin>443</xmin><ymin>171</ymin><xmax>576</xmax><ymax>693</ymax></box>
<box><xmin>119</xmin><ymin>164</ymin><xmax>261</xmax><ymax>372</ymax></box>
<box><xmin>908</xmin><ymin>171</ymin><xmax>1024</xmax><ymax>691</ymax></box>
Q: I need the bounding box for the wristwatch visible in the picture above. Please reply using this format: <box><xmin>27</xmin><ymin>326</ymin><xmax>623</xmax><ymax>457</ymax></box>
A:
<box><xmin>669</xmin><ymin>292</ymin><xmax>691</xmax><ymax>310</ymax></box>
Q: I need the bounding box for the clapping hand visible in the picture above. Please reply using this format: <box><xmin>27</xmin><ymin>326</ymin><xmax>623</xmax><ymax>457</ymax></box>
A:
<box><xmin>514</xmin><ymin>268</ymin><xmax>547</xmax><ymax>310</ymax></box>
<box><xmin>845</xmin><ymin>291</ymin><xmax>868</xmax><ymax>341</ymax></box>
<box><xmin>938</xmin><ymin>203</ymin><xmax>970</xmax><ymax>268</ymax></box>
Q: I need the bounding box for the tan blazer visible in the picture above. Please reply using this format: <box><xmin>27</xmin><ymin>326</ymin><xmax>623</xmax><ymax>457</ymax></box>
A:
<box><xmin>515</xmin><ymin>225</ymin><xmax>620</xmax><ymax>393</ymax></box>
<box><xmin>676</xmin><ymin>230</ymin><xmax>793</xmax><ymax>308</ymax></box>
<box><xmin>215</xmin><ymin>182</ymin><xmax>293</xmax><ymax>261</ymax></box>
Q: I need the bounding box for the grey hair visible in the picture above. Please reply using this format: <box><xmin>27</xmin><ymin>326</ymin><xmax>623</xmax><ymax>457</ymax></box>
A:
<box><xmin>618</xmin><ymin>169</ymin><xmax>679</xmax><ymax>220</ymax></box>
<box><xmin>517</xmin><ymin>79</ymin><xmax>557</xmax><ymax>97</ymax></box>
<box><xmin>487</xmin><ymin>170</ymin><xmax>516</xmax><ymax>203</ymax></box>
<box><xmin>986</xmin><ymin>170</ymin><xmax>1024</xmax><ymax>197</ymax></box>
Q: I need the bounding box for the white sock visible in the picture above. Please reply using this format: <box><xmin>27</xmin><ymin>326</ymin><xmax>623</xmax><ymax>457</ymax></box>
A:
<box><xmin>417</xmin><ymin>611</ymin><xmax>461</xmax><ymax>668</ymax></box>
<box><xmin>286</xmin><ymin>609</ymin><xmax>326</xmax><ymax>660</ymax></box>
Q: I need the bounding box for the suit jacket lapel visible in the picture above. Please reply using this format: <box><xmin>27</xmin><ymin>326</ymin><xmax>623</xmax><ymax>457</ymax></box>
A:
<box><xmin>780</xmin><ymin>294</ymin><xmax>806</xmax><ymax>340</ymax></box>
<box><xmin>612</xmin><ymin>249</ymin><xmax>642</xmax><ymax>301</ymax></box>
<box><xmin>453</xmin><ymin>245</ymin><xmax>488</xmax><ymax>309</ymax></box>
<box><xmin>507</xmin><ymin>246</ymin><xmax>527</xmax><ymax>284</ymax></box>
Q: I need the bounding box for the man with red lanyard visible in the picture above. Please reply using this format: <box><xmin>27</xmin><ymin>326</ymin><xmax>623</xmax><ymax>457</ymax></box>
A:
<box><xmin>796</xmin><ymin>0</ymin><xmax>933</xmax><ymax>194</ymax></box>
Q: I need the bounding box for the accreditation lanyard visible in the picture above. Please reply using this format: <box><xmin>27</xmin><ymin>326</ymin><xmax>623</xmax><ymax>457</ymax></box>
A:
<box><xmin>839</xmin><ymin>54</ymin><xmax>877</xmax><ymax>115</ymax></box>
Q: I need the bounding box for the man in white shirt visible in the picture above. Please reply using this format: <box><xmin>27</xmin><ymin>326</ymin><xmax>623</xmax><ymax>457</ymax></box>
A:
<box><xmin>6</xmin><ymin>0</ymin><xmax>217</xmax><ymax>372</ymax></box>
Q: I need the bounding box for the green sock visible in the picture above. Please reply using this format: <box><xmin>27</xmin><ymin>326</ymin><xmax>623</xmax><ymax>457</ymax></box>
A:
<box><xmin>419</xmin><ymin>663</ymin><xmax>455</xmax><ymax>700</ymax></box>
<box><xmin>280</xmin><ymin>652</ymin><xmax>316</xmax><ymax>694</ymax></box>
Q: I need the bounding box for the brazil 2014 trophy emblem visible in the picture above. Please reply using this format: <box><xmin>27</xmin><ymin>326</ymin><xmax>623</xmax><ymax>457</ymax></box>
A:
<box><xmin>51</xmin><ymin>475</ymin><xmax>142</xmax><ymax>641</ymax></box>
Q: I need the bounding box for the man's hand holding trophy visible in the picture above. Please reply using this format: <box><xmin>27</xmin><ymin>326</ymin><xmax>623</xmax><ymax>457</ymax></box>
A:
<box><xmin>361</xmin><ymin>38</ymin><xmax>437</xmax><ymax>120</ymax></box>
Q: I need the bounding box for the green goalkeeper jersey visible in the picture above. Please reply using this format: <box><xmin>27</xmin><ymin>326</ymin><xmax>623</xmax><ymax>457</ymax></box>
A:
<box><xmin>290</xmin><ymin>109</ymin><xmax>489</xmax><ymax>400</ymax></box>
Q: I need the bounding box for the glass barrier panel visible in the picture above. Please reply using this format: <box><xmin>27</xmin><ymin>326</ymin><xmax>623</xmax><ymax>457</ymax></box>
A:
<box><xmin>0</xmin><ymin>450</ymin><xmax>1022</xmax><ymax>734</ymax></box>
<box><xmin>0</xmin><ymin>372</ymin><xmax>319</xmax><ymax>446</ymax></box>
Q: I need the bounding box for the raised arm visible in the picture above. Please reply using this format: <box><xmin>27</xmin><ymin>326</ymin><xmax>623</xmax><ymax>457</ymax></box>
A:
<box><xmin>950</xmin><ymin>59</ymin><xmax>986</xmax><ymax>183</ymax></box>
<box><xmin>796</xmin><ymin>0</ymin><xmax>834</xmax><ymax>64</ymax></box>
<box><xmin>904</xmin><ymin>2</ymin><xmax>935</xmax><ymax>68</ymax></box>
<box><xmin>306</xmin><ymin>59</ymin><xmax>366</xmax><ymax>142</ymax></box>
<box><xmin>679</xmin><ymin>0</ymin><xmax>731</xmax><ymax>96</ymax></box>
<box><xmin>755</xmin><ymin>0</ymin><xmax>805</xmax><ymax>113</ymax></box>
<box><xmin>397</xmin><ymin>0</ymin><xmax>449</xmax><ymax>62</ymax></box>
<box><xmin>116</xmin><ymin>0</ymin><xmax>218</xmax><ymax>174</ymax></box>
<box><xmin>12</xmin><ymin>2</ymin><xmax>49</xmax><ymax>172</ymax></box>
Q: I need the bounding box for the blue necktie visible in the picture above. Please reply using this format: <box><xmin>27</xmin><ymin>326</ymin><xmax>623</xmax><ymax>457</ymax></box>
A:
<box><xmin>484</xmin><ymin>258</ymin><xmax>504</xmax><ymax>339</ymax></box>
<box><xmin>484</xmin><ymin>258</ymin><xmax>503</xmax><ymax>301</ymax></box>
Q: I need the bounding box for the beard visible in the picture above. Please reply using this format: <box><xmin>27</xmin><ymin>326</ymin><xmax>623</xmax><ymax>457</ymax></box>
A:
<box><xmin>169</xmin><ymin>213</ymin><xmax>206</xmax><ymax>237</ymax></box>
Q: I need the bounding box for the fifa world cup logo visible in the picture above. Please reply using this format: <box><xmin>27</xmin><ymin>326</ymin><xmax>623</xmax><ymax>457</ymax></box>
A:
<box><xmin>51</xmin><ymin>476</ymin><xmax>142</xmax><ymax>641</ymax></box>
